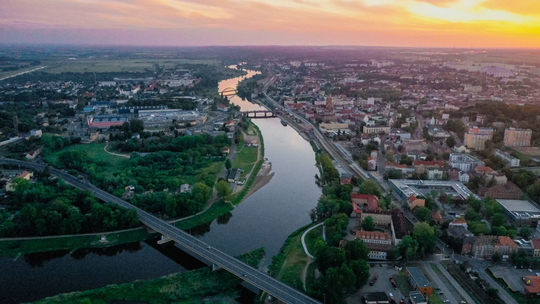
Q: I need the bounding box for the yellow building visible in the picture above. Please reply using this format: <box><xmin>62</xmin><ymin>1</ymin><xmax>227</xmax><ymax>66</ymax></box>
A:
<box><xmin>504</xmin><ymin>128</ymin><xmax>532</xmax><ymax>147</ymax></box>
<box><xmin>464</xmin><ymin>127</ymin><xmax>493</xmax><ymax>150</ymax></box>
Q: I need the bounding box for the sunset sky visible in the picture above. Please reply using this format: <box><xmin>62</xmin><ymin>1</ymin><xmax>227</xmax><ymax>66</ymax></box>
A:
<box><xmin>1</xmin><ymin>0</ymin><xmax>539</xmax><ymax>47</ymax></box>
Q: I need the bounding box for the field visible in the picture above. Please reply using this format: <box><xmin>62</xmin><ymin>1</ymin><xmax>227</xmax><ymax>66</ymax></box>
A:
<box><xmin>44</xmin><ymin>142</ymin><xmax>128</xmax><ymax>172</ymax></box>
<box><xmin>42</xmin><ymin>58</ymin><xmax>219</xmax><ymax>74</ymax></box>
<box><xmin>232</xmin><ymin>144</ymin><xmax>258</xmax><ymax>179</ymax></box>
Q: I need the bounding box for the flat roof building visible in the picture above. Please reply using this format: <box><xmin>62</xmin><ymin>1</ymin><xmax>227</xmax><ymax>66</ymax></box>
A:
<box><xmin>389</xmin><ymin>179</ymin><xmax>479</xmax><ymax>202</ymax></box>
<box><xmin>494</xmin><ymin>150</ymin><xmax>520</xmax><ymax>168</ymax></box>
<box><xmin>87</xmin><ymin>115</ymin><xmax>127</xmax><ymax>128</ymax></box>
<box><xmin>497</xmin><ymin>199</ymin><xmax>540</xmax><ymax>226</ymax></box>
<box><xmin>364</xmin><ymin>292</ymin><xmax>390</xmax><ymax>304</ymax></box>
<box><xmin>406</xmin><ymin>267</ymin><xmax>433</xmax><ymax>296</ymax></box>
<box><xmin>409</xmin><ymin>291</ymin><xmax>427</xmax><ymax>304</ymax></box>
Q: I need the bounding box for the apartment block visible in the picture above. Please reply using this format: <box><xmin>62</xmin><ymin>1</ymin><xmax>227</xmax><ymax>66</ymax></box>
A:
<box><xmin>464</xmin><ymin>126</ymin><xmax>493</xmax><ymax>150</ymax></box>
<box><xmin>494</xmin><ymin>150</ymin><xmax>520</xmax><ymax>167</ymax></box>
<box><xmin>504</xmin><ymin>128</ymin><xmax>532</xmax><ymax>147</ymax></box>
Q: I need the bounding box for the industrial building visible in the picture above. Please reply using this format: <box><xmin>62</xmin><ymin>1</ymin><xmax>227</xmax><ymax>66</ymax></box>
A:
<box><xmin>87</xmin><ymin>115</ymin><xmax>127</xmax><ymax>128</ymax></box>
<box><xmin>138</xmin><ymin>109</ymin><xmax>203</xmax><ymax>127</ymax></box>
<box><xmin>389</xmin><ymin>179</ymin><xmax>479</xmax><ymax>202</ymax></box>
<box><xmin>497</xmin><ymin>199</ymin><xmax>540</xmax><ymax>226</ymax></box>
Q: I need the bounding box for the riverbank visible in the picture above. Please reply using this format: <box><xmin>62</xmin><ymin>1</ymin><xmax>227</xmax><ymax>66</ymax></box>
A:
<box><xmin>27</xmin><ymin>248</ymin><xmax>265</xmax><ymax>304</ymax></box>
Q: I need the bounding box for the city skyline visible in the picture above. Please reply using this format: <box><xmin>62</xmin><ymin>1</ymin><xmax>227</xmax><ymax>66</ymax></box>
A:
<box><xmin>1</xmin><ymin>0</ymin><xmax>540</xmax><ymax>48</ymax></box>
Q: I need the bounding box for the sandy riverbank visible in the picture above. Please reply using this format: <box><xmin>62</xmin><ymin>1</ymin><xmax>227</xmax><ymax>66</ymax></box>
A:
<box><xmin>242</xmin><ymin>160</ymin><xmax>274</xmax><ymax>201</ymax></box>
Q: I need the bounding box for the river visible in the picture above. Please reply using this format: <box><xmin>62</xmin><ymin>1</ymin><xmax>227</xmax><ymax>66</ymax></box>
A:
<box><xmin>0</xmin><ymin>66</ymin><xmax>321</xmax><ymax>303</ymax></box>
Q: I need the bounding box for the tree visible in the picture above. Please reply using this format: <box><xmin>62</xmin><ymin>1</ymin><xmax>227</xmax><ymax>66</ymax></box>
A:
<box><xmin>225</xmin><ymin>159</ymin><xmax>232</xmax><ymax>170</ymax></box>
<box><xmin>358</xmin><ymin>180</ymin><xmax>382</xmax><ymax>198</ymax></box>
<box><xmin>349</xmin><ymin>259</ymin><xmax>370</xmax><ymax>288</ymax></box>
<box><xmin>446</xmin><ymin>136</ymin><xmax>456</xmax><ymax>148</ymax></box>
<box><xmin>521</xmin><ymin>226</ymin><xmax>534</xmax><ymax>239</ymax></box>
<box><xmin>323</xmin><ymin>264</ymin><xmax>356</xmax><ymax>303</ymax></box>
<box><xmin>492</xmin><ymin>252</ymin><xmax>502</xmax><ymax>262</ymax></box>
<box><xmin>413</xmin><ymin>222</ymin><xmax>436</xmax><ymax>255</ymax></box>
<box><xmin>362</xmin><ymin>216</ymin><xmax>375</xmax><ymax>231</ymax></box>
<box><xmin>415</xmin><ymin>206</ymin><xmax>430</xmax><ymax>222</ymax></box>
<box><xmin>216</xmin><ymin>180</ymin><xmax>231</xmax><ymax>199</ymax></box>
<box><xmin>316</xmin><ymin>246</ymin><xmax>346</xmax><ymax>274</ymax></box>
<box><xmin>345</xmin><ymin>239</ymin><xmax>369</xmax><ymax>261</ymax></box>
<box><xmin>397</xmin><ymin>235</ymin><xmax>419</xmax><ymax>261</ymax></box>
<box><xmin>490</xmin><ymin>213</ymin><xmax>506</xmax><ymax>227</ymax></box>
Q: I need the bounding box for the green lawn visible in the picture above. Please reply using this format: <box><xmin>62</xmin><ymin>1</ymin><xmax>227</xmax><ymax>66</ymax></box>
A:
<box><xmin>45</xmin><ymin>142</ymin><xmax>128</xmax><ymax>172</ymax></box>
<box><xmin>276</xmin><ymin>231</ymin><xmax>310</xmax><ymax>291</ymax></box>
<box><xmin>395</xmin><ymin>270</ymin><xmax>413</xmax><ymax>296</ymax></box>
<box><xmin>0</xmin><ymin>228</ymin><xmax>156</xmax><ymax>257</ymax></box>
<box><xmin>175</xmin><ymin>201</ymin><xmax>234</xmax><ymax>231</ymax></box>
<box><xmin>304</xmin><ymin>225</ymin><xmax>323</xmax><ymax>256</ymax></box>
<box><xmin>232</xmin><ymin>146</ymin><xmax>258</xmax><ymax>179</ymax></box>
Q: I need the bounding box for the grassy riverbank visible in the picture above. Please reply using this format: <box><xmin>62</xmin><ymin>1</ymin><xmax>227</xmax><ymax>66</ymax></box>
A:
<box><xmin>268</xmin><ymin>223</ymin><xmax>314</xmax><ymax>292</ymax></box>
<box><xmin>28</xmin><ymin>248</ymin><xmax>265</xmax><ymax>304</ymax></box>
<box><xmin>0</xmin><ymin>228</ymin><xmax>157</xmax><ymax>257</ymax></box>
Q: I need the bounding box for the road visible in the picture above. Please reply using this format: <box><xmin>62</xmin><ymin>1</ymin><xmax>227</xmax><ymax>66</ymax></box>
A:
<box><xmin>0</xmin><ymin>66</ymin><xmax>48</xmax><ymax>81</ymax></box>
<box><xmin>422</xmin><ymin>261</ymin><xmax>458</xmax><ymax>304</ymax></box>
<box><xmin>0</xmin><ymin>158</ymin><xmax>321</xmax><ymax>304</ymax></box>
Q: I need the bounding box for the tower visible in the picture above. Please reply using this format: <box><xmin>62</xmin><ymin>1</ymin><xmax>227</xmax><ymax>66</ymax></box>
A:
<box><xmin>325</xmin><ymin>96</ymin><xmax>334</xmax><ymax>112</ymax></box>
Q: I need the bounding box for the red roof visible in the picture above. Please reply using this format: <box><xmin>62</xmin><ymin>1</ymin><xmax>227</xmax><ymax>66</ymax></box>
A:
<box><xmin>408</xmin><ymin>195</ymin><xmax>418</xmax><ymax>203</ymax></box>
<box><xmin>532</xmin><ymin>239</ymin><xmax>540</xmax><ymax>250</ymax></box>
<box><xmin>498</xmin><ymin>236</ymin><xmax>518</xmax><ymax>248</ymax></box>
<box><xmin>351</xmin><ymin>194</ymin><xmax>380</xmax><ymax>213</ymax></box>
<box><xmin>524</xmin><ymin>276</ymin><xmax>540</xmax><ymax>294</ymax></box>
<box><xmin>476</xmin><ymin>166</ymin><xmax>495</xmax><ymax>173</ymax></box>
<box><xmin>413</xmin><ymin>160</ymin><xmax>444</xmax><ymax>167</ymax></box>
<box><xmin>356</xmin><ymin>230</ymin><xmax>391</xmax><ymax>241</ymax></box>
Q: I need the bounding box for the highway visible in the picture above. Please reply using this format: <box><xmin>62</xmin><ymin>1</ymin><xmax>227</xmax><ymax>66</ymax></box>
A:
<box><xmin>0</xmin><ymin>158</ymin><xmax>321</xmax><ymax>304</ymax></box>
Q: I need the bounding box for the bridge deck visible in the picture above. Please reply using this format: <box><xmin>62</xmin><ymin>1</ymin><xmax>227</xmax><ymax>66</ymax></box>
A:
<box><xmin>0</xmin><ymin>158</ymin><xmax>321</xmax><ymax>304</ymax></box>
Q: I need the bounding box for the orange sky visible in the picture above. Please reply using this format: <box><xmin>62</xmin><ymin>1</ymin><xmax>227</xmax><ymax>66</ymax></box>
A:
<box><xmin>0</xmin><ymin>0</ymin><xmax>539</xmax><ymax>47</ymax></box>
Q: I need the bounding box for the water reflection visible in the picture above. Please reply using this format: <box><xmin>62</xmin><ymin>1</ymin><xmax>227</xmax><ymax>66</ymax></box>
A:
<box><xmin>217</xmin><ymin>212</ymin><xmax>233</xmax><ymax>225</ymax></box>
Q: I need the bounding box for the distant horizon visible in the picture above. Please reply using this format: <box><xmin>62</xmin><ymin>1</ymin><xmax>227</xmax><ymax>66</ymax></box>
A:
<box><xmin>1</xmin><ymin>42</ymin><xmax>540</xmax><ymax>51</ymax></box>
<box><xmin>2</xmin><ymin>1</ymin><xmax>540</xmax><ymax>48</ymax></box>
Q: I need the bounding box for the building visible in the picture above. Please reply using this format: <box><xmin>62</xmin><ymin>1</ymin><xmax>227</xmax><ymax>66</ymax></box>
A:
<box><xmin>30</xmin><ymin>129</ymin><xmax>42</xmax><ymax>138</ymax></box>
<box><xmin>406</xmin><ymin>267</ymin><xmax>433</xmax><ymax>296</ymax></box>
<box><xmin>523</xmin><ymin>276</ymin><xmax>540</xmax><ymax>297</ymax></box>
<box><xmin>227</xmin><ymin>169</ymin><xmax>240</xmax><ymax>183</ymax></box>
<box><xmin>408</xmin><ymin>196</ymin><xmax>425</xmax><ymax>209</ymax></box>
<box><xmin>449</xmin><ymin>153</ymin><xmax>485</xmax><ymax>172</ymax></box>
<box><xmin>413</xmin><ymin>160</ymin><xmax>445</xmax><ymax>174</ymax></box>
<box><xmin>389</xmin><ymin>179</ymin><xmax>479</xmax><ymax>203</ymax></box>
<box><xmin>138</xmin><ymin>109</ymin><xmax>202</xmax><ymax>127</ymax></box>
<box><xmin>532</xmin><ymin>239</ymin><xmax>540</xmax><ymax>258</ymax></box>
<box><xmin>464</xmin><ymin>126</ymin><xmax>493</xmax><ymax>150</ymax></box>
<box><xmin>494</xmin><ymin>150</ymin><xmax>521</xmax><ymax>167</ymax></box>
<box><xmin>351</xmin><ymin>194</ymin><xmax>380</xmax><ymax>216</ymax></box>
<box><xmin>472</xmin><ymin>235</ymin><xmax>518</xmax><ymax>259</ymax></box>
<box><xmin>361</xmin><ymin>210</ymin><xmax>393</xmax><ymax>226</ymax></box>
<box><xmin>484</xmin><ymin>182</ymin><xmax>523</xmax><ymax>200</ymax></box>
<box><xmin>409</xmin><ymin>291</ymin><xmax>427</xmax><ymax>304</ymax></box>
<box><xmin>389</xmin><ymin>128</ymin><xmax>411</xmax><ymax>139</ymax></box>
<box><xmin>363</xmin><ymin>125</ymin><xmax>391</xmax><ymax>134</ymax></box>
<box><xmin>355</xmin><ymin>230</ymin><xmax>392</xmax><ymax>245</ymax></box>
<box><xmin>87</xmin><ymin>115</ymin><xmax>127</xmax><ymax>128</ymax></box>
<box><xmin>364</xmin><ymin>292</ymin><xmax>390</xmax><ymax>304</ymax></box>
<box><xmin>504</xmin><ymin>128</ymin><xmax>532</xmax><ymax>147</ymax></box>
<box><xmin>497</xmin><ymin>199</ymin><xmax>540</xmax><ymax>226</ymax></box>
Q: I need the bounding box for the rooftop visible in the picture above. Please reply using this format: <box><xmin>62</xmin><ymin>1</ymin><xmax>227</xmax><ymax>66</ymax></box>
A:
<box><xmin>390</xmin><ymin>179</ymin><xmax>479</xmax><ymax>201</ymax></box>
<box><xmin>497</xmin><ymin>199</ymin><xmax>540</xmax><ymax>219</ymax></box>
<box><xmin>406</xmin><ymin>267</ymin><xmax>431</xmax><ymax>288</ymax></box>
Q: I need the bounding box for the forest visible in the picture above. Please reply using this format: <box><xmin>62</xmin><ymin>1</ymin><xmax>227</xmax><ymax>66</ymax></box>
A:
<box><xmin>0</xmin><ymin>171</ymin><xmax>139</xmax><ymax>237</ymax></box>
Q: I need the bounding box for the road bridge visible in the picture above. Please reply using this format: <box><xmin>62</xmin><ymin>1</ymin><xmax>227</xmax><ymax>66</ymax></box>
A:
<box><xmin>0</xmin><ymin>158</ymin><xmax>321</xmax><ymax>304</ymax></box>
<box><xmin>243</xmin><ymin>110</ymin><xmax>277</xmax><ymax>119</ymax></box>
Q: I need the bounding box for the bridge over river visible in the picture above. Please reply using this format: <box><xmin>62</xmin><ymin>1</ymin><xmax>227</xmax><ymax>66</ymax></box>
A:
<box><xmin>0</xmin><ymin>158</ymin><xmax>321</xmax><ymax>304</ymax></box>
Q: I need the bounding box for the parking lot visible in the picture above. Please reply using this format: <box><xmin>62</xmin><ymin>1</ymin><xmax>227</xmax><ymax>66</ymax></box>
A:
<box><xmin>347</xmin><ymin>263</ymin><xmax>405</xmax><ymax>304</ymax></box>
<box><xmin>490</xmin><ymin>266</ymin><xmax>531</xmax><ymax>293</ymax></box>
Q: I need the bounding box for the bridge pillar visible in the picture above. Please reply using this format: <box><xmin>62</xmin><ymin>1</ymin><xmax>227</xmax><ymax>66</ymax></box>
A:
<box><xmin>212</xmin><ymin>263</ymin><xmax>221</xmax><ymax>271</ymax></box>
<box><xmin>157</xmin><ymin>235</ymin><xmax>174</xmax><ymax>245</ymax></box>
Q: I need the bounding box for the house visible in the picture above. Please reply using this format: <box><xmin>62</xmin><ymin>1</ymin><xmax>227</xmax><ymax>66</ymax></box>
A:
<box><xmin>408</xmin><ymin>195</ymin><xmax>425</xmax><ymax>210</ymax></box>
<box><xmin>222</xmin><ymin>146</ymin><xmax>230</xmax><ymax>154</ymax></box>
<box><xmin>533</xmin><ymin>239</ymin><xmax>540</xmax><ymax>258</ymax></box>
<box><xmin>351</xmin><ymin>194</ymin><xmax>380</xmax><ymax>217</ymax></box>
<box><xmin>26</xmin><ymin>146</ymin><xmax>43</xmax><ymax>159</ymax></box>
<box><xmin>472</xmin><ymin>235</ymin><xmax>518</xmax><ymax>259</ymax></box>
<box><xmin>449</xmin><ymin>218</ymin><xmax>468</xmax><ymax>230</ymax></box>
<box><xmin>462</xmin><ymin>236</ymin><xmax>476</xmax><ymax>255</ymax></box>
<box><xmin>180</xmin><ymin>184</ymin><xmax>192</xmax><ymax>193</ymax></box>
<box><xmin>17</xmin><ymin>171</ymin><xmax>33</xmax><ymax>180</ymax></box>
<box><xmin>447</xmin><ymin>225</ymin><xmax>474</xmax><ymax>239</ymax></box>
<box><xmin>227</xmin><ymin>169</ymin><xmax>240</xmax><ymax>183</ymax></box>
<box><xmin>217</xmin><ymin>104</ymin><xmax>228</xmax><ymax>111</ymax></box>
<box><xmin>523</xmin><ymin>276</ymin><xmax>540</xmax><ymax>298</ymax></box>
<box><xmin>432</xmin><ymin>211</ymin><xmax>443</xmax><ymax>225</ymax></box>
<box><xmin>413</xmin><ymin>160</ymin><xmax>444</xmax><ymax>174</ymax></box>
<box><xmin>406</xmin><ymin>267</ymin><xmax>433</xmax><ymax>296</ymax></box>
<box><xmin>368</xmin><ymin>156</ymin><xmax>377</xmax><ymax>171</ymax></box>
<box><xmin>30</xmin><ymin>129</ymin><xmax>42</xmax><ymax>138</ymax></box>
<box><xmin>360</xmin><ymin>210</ymin><xmax>393</xmax><ymax>226</ymax></box>
<box><xmin>355</xmin><ymin>230</ymin><xmax>392</xmax><ymax>245</ymax></box>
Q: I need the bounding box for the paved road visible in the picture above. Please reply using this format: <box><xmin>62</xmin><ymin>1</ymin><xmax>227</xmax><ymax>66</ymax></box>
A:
<box><xmin>422</xmin><ymin>262</ymin><xmax>458</xmax><ymax>304</ymax></box>
<box><xmin>434</xmin><ymin>260</ymin><xmax>476</xmax><ymax>304</ymax></box>
<box><xmin>301</xmin><ymin>222</ymin><xmax>324</xmax><ymax>259</ymax></box>
<box><xmin>0</xmin><ymin>158</ymin><xmax>321</xmax><ymax>304</ymax></box>
<box><xmin>0</xmin><ymin>66</ymin><xmax>48</xmax><ymax>81</ymax></box>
